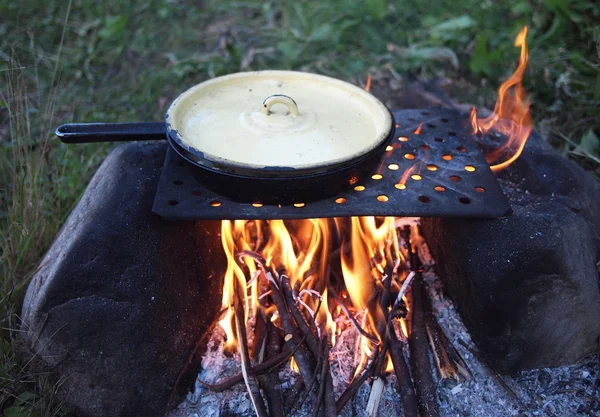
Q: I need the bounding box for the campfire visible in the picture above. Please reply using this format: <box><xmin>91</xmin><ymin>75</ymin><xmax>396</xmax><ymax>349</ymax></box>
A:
<box><xmin>197</xmin><ymin>218</ymin><xmax>464</xmax><ymax>417</ymax></box>
<box><xmin>45</xmin><ymin>22</ymin><xmax>546</xmax><ymax>417</ymax></box>
<box><xmin>184</xmin><ymin>27</ymin><xmax>533</xmax><ymax>417</ymax></box>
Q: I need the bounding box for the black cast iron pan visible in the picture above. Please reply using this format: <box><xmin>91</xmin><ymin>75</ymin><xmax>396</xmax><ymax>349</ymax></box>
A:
<box><xmin>56</xmin><ymin>71</ymin><xmax>394</xmax><ymax>205</ymax></box>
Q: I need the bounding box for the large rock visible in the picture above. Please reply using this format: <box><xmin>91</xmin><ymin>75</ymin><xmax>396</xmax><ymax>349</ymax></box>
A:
<box><xmin>21</xmin><ymin>142</ymin><xmax>225</xmax><ymax>417</ymax></box>
<box><xmin>421</xmin><ymin>130</ymin><xmax>600</xmax><ymax>373</ymax></box>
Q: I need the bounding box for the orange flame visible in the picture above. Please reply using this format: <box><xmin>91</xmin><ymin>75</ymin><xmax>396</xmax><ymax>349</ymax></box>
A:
<box><xmin>471</xmin><ymin>26</ymin><xmax>532</xmax><ymax>173</ymax></box>
<box><xmin>365</xmin><ymin>74</ymin><xmax>372</xmax><ymax>92</ymax></box>
<box><xmin>413</xmin><ymin>123</ymin><xmax>423</xmax><ymax>135</ymax></box>
<box><xmin>218</xmin><ymin>217</ymin><xmax>407</xmax><ymax>370</ymax></box>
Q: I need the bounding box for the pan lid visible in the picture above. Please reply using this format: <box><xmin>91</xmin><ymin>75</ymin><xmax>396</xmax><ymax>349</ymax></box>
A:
<box><xmin>166</xmin><ymin>71</ymin><xmax>392</xmax><ymax>174</ymax></box>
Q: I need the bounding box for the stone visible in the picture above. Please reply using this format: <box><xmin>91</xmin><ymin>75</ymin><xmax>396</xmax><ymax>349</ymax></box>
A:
<box><xmin>21</xmin><ymin>142</ymin><xmax>225</xmax><ymax>417</ymax></box>
<box><xmin>421</xmin><ymin>129</ymin><xmax>600</xmax><ymax>373</ymax></box>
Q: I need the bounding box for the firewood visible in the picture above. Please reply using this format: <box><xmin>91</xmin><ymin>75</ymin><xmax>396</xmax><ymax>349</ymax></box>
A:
<box><xmin>251</xmin><ymin>307</ymin><xmax>268</xmax><ymax>363</ymax></box>
<box><xmin>281</xmin><ymin>272</ymin><xmax>321</xmax><ymax>358</ymax></box>
<box><xmin>267</xmin><ymin>271</ymin><xmax>317</xmax><ymax>388</ymax></box>
<box><xmin>388</xmin><ymin>324</ymin><xmax>419</xmax><ymax>417</ymax></box>
<box><xmin>422</xmin><ymin>286</ymin><xmax>469</xmax><ymax>381</ymax></box>
<box><xmin>263</xmin><ymin>323</ymin><xmax>284</xmax><ymax>417</ymax></box>
<box><xmin>331</xmin><ymin>289</ymin><xmax>379</xmax><ymax>343</ymax></box>
<box><xmin>409</xmin><ymin>272</ymin><xmax>440</xmax><ymax>417</ymax></box>
<box><xmin>234</xmin><ymin>279</ymin><xmax>268</xmax><ymax>417</ymax></box>
<box><xmin>366</xmin><ymin>377</ymin><xmax>386</xmax><ymax>417</ymax></box>
<box><xmin>311</xmin><ymin>339</ymin><xmax>330</xmax><ymax>417</ymax></box>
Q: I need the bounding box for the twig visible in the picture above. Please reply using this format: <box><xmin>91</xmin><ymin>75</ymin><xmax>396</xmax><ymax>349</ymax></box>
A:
<box><xmin>197</xmin><ymin>333</ymin><xmax>308</xmax><ymax>392</ymax></box>
<box><xmin>251</xmin><ymin>307</ymin><xmax>268</xmax><ymax>363</ymax></box>
<box><xmin>264</xmin><ymin>323</ymin><xmax>284</xmax><ymax>417</ymax></box>
<box><xmin>423</xmin><ymin>288</ymin><xmax>469</xmax><ymax>381</ymax></box>
<box><xmin>388</xmin><ymin>324</ymin><xmax>419</xmax><ymax>417</ymax></box>
<box><xmin>281</xmin><ymin>273</ymin><xmax>321</xmax><ymax>358</ymax></box>
<box><xmin>234</xmin><ymin>280</ymin><xmax>268</xmax><ymax>417</ymax></box>
<box><xmin>237</xmin><ymin>249</ymin><xmax>268</xmax><ymax>267</ymax></box>
<box><xmin>311</xmin><ymin>339</ymin><xmax>330</xmax><ymax>417</ymax></box>
<box><xmin>409</xmin><ymin>272</ymin><xmax>440</xmax><ymax>417</ymax></box>
<box><xmin>331</xmin><ymin>289</ymin><xmax>379</xmax><ymax>343</ymax></box>
<box><xmin>267</xmin><ymin>272</ymin><xmax>317</xmax><ymax>387</ymax></box>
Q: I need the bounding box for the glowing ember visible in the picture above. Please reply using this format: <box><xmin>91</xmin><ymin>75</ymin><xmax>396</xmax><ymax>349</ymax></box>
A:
<box><xmin>471</xmin><ymin>26</ymin><xmax>532</xmax><ymax>172</ymax></box>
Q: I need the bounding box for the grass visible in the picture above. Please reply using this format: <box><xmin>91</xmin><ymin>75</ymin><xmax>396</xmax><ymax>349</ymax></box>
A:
<box><xmin>0</xmin><ymin>0</ymin><xmax>598</xmax><ymax>414</ymax></box>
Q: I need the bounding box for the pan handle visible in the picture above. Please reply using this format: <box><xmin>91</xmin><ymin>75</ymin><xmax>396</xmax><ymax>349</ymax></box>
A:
<box><xmin>56</xmin><ymin>122</ymin><xmax>166</xmax><ymax>143</ymax></box>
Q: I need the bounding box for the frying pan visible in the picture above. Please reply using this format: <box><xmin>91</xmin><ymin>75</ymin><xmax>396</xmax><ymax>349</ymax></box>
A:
<box><xmin>56</xmin><ymin>71</ymin><xmax>394</xmax><ymax>205</ymax></box>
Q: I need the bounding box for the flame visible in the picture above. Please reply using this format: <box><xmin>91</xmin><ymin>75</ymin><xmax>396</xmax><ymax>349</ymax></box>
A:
<box><xmin>365</xmin><ymin>74</ymin><xmax>372</xmax><ymax>92</ymax></box>
<box><xmin>413</xmin><ymin>123</ymin><xmax>423</xmax><ymax>135</ymax></box>
<box><xmin>471</xmin><ymin>26</ymin><xmax>532</xmax><ymax>172</ymax></box>
<box><xmin>218</xmin><ymin>217</ymin><xmax>405</xmax><ymax>367</ymax></box>
<box><xmin>219</xmin><ymin>220</ymin><xmax>249</xmax><ymax>351</ymax></box>
<box><xmin>395</xmin><ymin>161</ymin><xmax>425</xmax><ymax>190</ymax></box>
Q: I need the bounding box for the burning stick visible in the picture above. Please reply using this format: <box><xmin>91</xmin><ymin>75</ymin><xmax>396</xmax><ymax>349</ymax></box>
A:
<box><xmin>281</xmin><ymin>272</ymin><xmax>321</xmax><ymax>358</ymax></box>
<box><xmin>401</xmin><ymin>227</ymin><xmax>440</xmax><ymax>417</ymax></box>
<box><xmin>378</xmin><ymin>269</ymin><xmax>419</xmax><ymax>417</ymax></box>
<box><xmin>289</xmin><ymin>349</ymin><xmax>324</xmax><ymax>415</ymax></box>
<box><xmin>330</xmin><ymin>289</ymin><xmax>379</xmax><ymax>343</ymax></box>
<box><xmin>198</xmin><ymin>344</ymin><xmax>300</xmax><ymax>392</ymax></box>
<box><xmin>324</xmin><ymin>368</ymin><xmax>336</xmax><ymax>417</ymax></box>
<box><xmin>251</xmin><ymin>307</ymin><xmax>268</xmax><ymax>363</ymax></box>
<box><xmin>365</xmin><ymin>264</ymin><xmax>394</xmax><ymax>417</ymax></box>
<box><xmin>233</xmin><ymin>279</ymin><xmax>268</xmax><ymax>417</ymax></box>
<box><xmin>267</xmin><ymin>271</ymin><xmax>317</xmax><ymax>388</ymax></box>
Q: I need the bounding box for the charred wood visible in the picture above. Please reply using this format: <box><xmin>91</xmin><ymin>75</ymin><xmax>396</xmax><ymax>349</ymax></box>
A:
<box><xmin>267</xmin><ymin>272</ymin><xmax>317</xmax><ymax>388</ymax></box>
<box><xmin>281</xmin><ymin>273</ymin><xmax>321</xmax><ymax>358</ymax></box>
<box><xmin>409</xmin><ymin>272</ymin><xmax>440</xmax><ymax>417</ymax></box>
<box><xmin>388</xmin><ymin>325</ymin><xmax>419</xmax><ymax>417</ymax></box>
<box><xmin>264</xmin><ymin>323</ymin><xmax>284</xmax><ymax>417</ymax></box>
<box><xmin>234</xmin><ymin>280</ymin><xmax>268</xmax><ymax>417</ymax></box>
<box><xmin>422</xmin><ymin>286</ymin><xmax>469</xmax><ymax>381</ymax></box>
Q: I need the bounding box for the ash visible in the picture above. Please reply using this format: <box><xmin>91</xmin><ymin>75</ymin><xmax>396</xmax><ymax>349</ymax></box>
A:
<box><xmin>169</xmin><ymin>222</ymin><xmax>600</xmax><ymax>417</ymax></box>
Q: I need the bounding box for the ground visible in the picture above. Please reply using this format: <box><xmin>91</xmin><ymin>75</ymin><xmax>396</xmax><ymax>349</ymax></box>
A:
<box><xmin>1</xmin><ymin>0</ymin><xmax>599</xmax><ymax>414</ymax></box>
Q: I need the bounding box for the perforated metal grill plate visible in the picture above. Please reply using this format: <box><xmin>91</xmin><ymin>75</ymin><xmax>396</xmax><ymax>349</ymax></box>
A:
<box><xmin>152</xmin><ymin>108</ymin><xmax>511</xmax><ymax>220</ymax></box>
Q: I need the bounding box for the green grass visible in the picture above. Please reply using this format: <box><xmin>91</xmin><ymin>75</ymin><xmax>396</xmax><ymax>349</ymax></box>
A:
<box><xmin>1</xmin><ymin>0</ymin><xmax>598</xmax><ymax>414</ymax></box>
